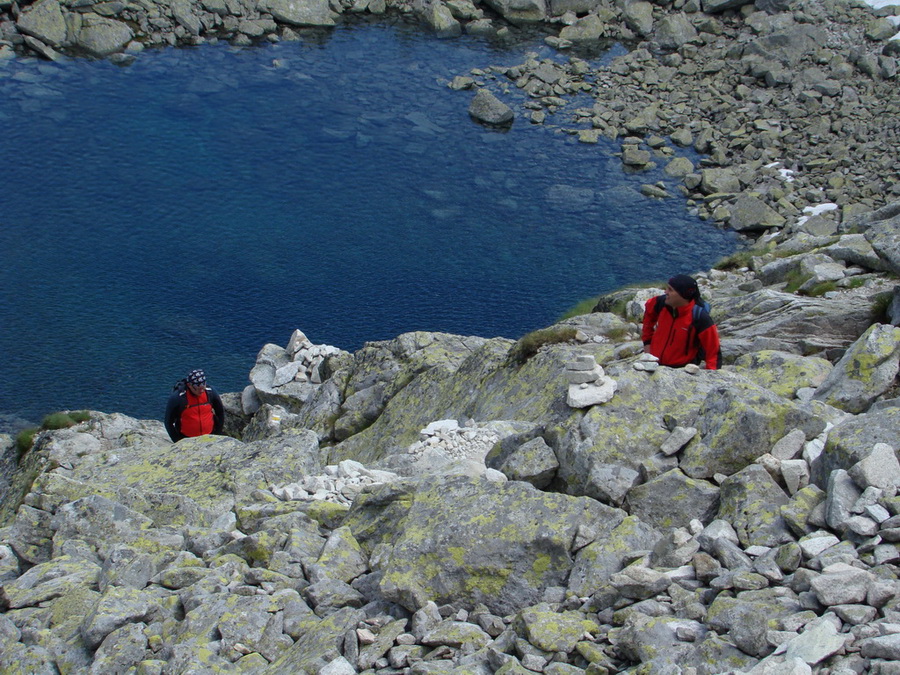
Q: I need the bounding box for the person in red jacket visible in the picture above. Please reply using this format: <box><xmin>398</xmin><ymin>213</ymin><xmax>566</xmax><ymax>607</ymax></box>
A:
<box><xmin>164</xmin><ymin>369</ymin><xmax>225</xmax><ymax>442</ymax></box>
<box><xmin>642</xmin><ymin>275</ymin><xmax>721</xmax><ymax>370</ymax></box>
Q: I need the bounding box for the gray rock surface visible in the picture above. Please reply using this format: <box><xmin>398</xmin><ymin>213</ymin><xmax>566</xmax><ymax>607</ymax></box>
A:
<box><xmin>468</xmin><ymin>88</ymin><xmax>514</xmax><ymax>126</ymax></box>
<box><xmin>2</xmin><ymin>0</ymin><xmax>900</xmax><ymax>671</ymax></box>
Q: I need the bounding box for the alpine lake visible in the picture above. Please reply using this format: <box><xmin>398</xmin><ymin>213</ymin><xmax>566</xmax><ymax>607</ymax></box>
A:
<box><xmin>0</xmin><ymin>17</ymin><xmax>739</xmax><ymax>429</ymax></box>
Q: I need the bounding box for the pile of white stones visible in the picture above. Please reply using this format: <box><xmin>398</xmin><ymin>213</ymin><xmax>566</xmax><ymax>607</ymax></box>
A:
<box><xmin>565</xmin><ymin>354</ymin><xmax>618</xmax><ymax>408</ymax></box>
<box><xmin>633</xmin><ymin>353</ymin><xmax>703</xmax><ymax>374</ymax></box>
<box><xmin>271</xmin><ymin>460</ymin><xmax>400</xmax><ymax>506</ymax></box>
<box><xmin>269</xmin><ymin>421</ymin><xmax>507</xmax><ymax>505</ymax></box>
<box><xmin>406</xmin><ymin>419</ymin><xmax>502</xmax><ymax>463</ymax></box>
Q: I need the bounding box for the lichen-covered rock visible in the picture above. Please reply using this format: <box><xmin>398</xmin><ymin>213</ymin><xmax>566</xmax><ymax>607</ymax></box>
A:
<box><xmin>625</xmin><ymin>469</ymin><xmax>719</xmax><ymax>531</ymax></box>
<box><xmin>344</xmin><ymin>474</ymin><xmax>624</xmax><ymax>614</ymax></box>
<box><xmin>489</xmin><ymin>435</ymin><xmax>559</xmax><ymax>488</ymax></box>
<box><xmin>812</xmin><ymin>323</ymin><xmax>900</xmax><ymax>413</ymax></box>
<box><xmin>329</xmin><ymin>337</ymin><xmax>560</xmax><ymax>466</ymax></box>
<box><xmin>265</xmin><ymin>606</ymin><xmax>365</xmax><ymax>673</ymax></box>
<box><xmin>732</xmin><ymin>350</ymin><xmax>832</xmax><ymax>399</ymax></box>
<box><xmin>716</xmin><ymin>289</ymin><xmax>878</xmax><ymax>356</ymax></box>
<box><xmin>812</xmin><ymin>406</ymin><xmax>900</xmax><ymax>486</ymax></box>
<box><xmin>515</xmin><ymin>603</ymin><xmax>597</xmax><ymax>653</ymax></box>
<box><xmin>611</xmin><ymin>613</ymin><xmax>711</xmax><ymax>671</ymax></box>
<box><xmin>1</xmin><ymin>554</ymin><xmax>100</xmax><ymax>612</ymax></box>
<box><xmin>780</xmin><ymin>484</ymin><xmax>826</xmax><ymax>538</ymax></box>
<box><xmin>706</xmin><ymin>589</ymin><xmax>802</xmax><ymax>658</ymax></box>
<box><xmin>421</xmin><ymin>619</ymin><xmax>492</xmax><ymax>649</ymax></box>
<box><xmin>242</xmin><ymin>404</ymin><xmax>305</xmax><ymax>443</ymax></box>
<box><xmin>51</xmin><ymin>494</ymin><xmax>154</xmax><ymax>559</ymax></box>
<box><xmin>90</xmin><ymin>622</ymin><xmax>148</xmax><ymax>674</ymax></box>
<box><xmin>60</xmin><ymin>429</ymin><xmax>322</xmax><ymax>521</ymax></box>
<box><xmin>863</xmin><ymin>203</ymin><xmax>900</xmax><ymax>276</ymax></box>
<box><xmin>681</xmin><ymin>379</ymin><xmax>826</xmax><ymax>479</ymax></box>
<box><xmin>568</xmin><ymin>515</ymin><xmax>661</xmax><ymax>597</ymax></box>
<box><xmin>80</xmin><ymin>585</ymin><xmax>155</xmax><ymax>649</ymax></box>
<box><xmin>554</xmin><ymin>368</ymin><xmax>725</xmax><ymax>495</ymax></box>
<box><xmin>718</xmin><ymin>465</ymin><xmax>792</xmax><ymax>547</ymax></box>
<box><xmin>313</xmin><ymin>526</ymin><xmax>368</xmax><ymax>584</ymax></box>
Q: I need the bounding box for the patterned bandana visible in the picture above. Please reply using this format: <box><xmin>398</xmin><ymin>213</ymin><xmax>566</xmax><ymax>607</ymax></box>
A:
<box><xmin>187</xmin><ymin>369</ymin><xmax>206</xmax><ymax>386</ymax></box>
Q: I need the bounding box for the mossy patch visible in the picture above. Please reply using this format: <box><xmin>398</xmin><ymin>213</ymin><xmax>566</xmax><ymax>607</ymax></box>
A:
<box><xmin>506</xmin><ymin>326</ymin><xmax>578</xmax><ymax>365</ymax></box>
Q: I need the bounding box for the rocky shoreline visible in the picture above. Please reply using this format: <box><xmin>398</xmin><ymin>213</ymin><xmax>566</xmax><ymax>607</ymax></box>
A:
<box><xmin>2</xmin><ymin>0</ymin><xmax>898</xmax><ymax>244</ymax></box>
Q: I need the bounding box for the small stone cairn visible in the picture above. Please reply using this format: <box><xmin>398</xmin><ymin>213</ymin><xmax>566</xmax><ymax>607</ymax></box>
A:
<box><xmin>245</xmin><ymin>329</ymin><xmax>349</xmax><ymax>413</ymax></box>
<box><xmin>565</xmin><ymin>354</ymin><xmax>617</xmax><ymax>408</ymax></box>
<box><xmin>282</xmin><ymin>329</ymin><xmax>345</xmax><ymax>385</ymax></box>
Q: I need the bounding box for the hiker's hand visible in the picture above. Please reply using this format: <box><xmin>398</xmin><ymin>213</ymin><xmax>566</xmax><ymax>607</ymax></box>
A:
<box><xmin>643</xmin><ymin>345</ymin><xmax>652</xmax><ymax>354</ymax></box>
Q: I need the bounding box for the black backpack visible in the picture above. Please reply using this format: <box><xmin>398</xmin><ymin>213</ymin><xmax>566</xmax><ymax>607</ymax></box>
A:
<box><xmin>653</xmin><ymin>294</ymin><xmax>712</xmax><ymax>324</ymax></box>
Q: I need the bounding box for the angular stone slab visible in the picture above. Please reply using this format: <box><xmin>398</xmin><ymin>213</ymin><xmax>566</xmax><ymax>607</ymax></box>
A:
<box><xmin>16</xmin><ymin>0</ymin><xmax>67</xmax><ymax>47</ymax></box>
<box><xmin>344</xmin><ymin>474</ymin><xmax>624</xmax><ymax>615</ymax></box>
<box><xmin>258</xmin><ymin>0</ymin><xmax>339</xmax><ymax>26</ymax></box>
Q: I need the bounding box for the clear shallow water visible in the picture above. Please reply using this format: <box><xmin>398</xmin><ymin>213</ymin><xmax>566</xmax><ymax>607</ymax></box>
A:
<box><xmin>0</xmin><ymin>21</ymin><xmax>737</xmax><ymax>429</ymax></box>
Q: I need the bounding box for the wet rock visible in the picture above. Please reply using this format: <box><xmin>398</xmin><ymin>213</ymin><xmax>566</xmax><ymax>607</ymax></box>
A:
<box><xmin>16</xmin><ymin>0</ymin><xmax>66</xmax><ymax>47</ymax></box>
<box><xmin>422</xmin><ymin>2</ymin><xmax>462</xmax><ymax>37</ymax></box>
<box><xmin>258</xmin><ymin>0</ymin><xmax>340</xmax><ymax>26</ymax></box>
<box><xmin>468</xmin><ymin>88</ymin><xmax>514</xmax><ymax>126</ymax></box>
<box><xmin>75</xmin><ymin>14</ymin><xmax>133</xmax><ymax>56</ymax></box>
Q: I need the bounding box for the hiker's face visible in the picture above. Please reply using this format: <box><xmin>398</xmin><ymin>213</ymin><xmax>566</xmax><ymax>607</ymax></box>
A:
<box><xmin>188</xmin><ymin>382</ymin><xmax>205</xmax><ymax>396</ymax></box>
<box><xmin>664</xmin><ymin>284</ymin><xmax>689</xmax><ymax>308</ymax></box>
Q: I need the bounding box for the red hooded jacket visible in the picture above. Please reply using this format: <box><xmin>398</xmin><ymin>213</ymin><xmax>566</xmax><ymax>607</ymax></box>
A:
<box><xmin>642</xmin><ymin>295</ymin><xmax>721</xmax><ymax>370</ymax></box>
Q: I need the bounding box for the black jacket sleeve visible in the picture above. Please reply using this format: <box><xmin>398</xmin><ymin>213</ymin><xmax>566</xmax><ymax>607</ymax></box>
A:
<box><xmin>164</xmin><ymin>392</ymin><xmax>186</xmax><ymax>442</ymax></box>
<box><xmin>208</xmin><ymin>387</ymin><xmax>225</xmax><ymax>435</ymax></box>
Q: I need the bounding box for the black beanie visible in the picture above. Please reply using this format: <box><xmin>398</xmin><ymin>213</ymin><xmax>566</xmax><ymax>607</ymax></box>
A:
<box><xmin>668</xmin><ymin>275</ymin><xmax>699</xmax><ymax>300</ymax></box>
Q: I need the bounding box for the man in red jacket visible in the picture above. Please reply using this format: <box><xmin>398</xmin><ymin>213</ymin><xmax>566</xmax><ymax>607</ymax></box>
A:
<box><xmin>164</xmin><ymin>369</ymin><xmax>225</xmax><ymax>442</ymax></box>
<box><xmin>642</xmin><ymin>275</ymin><xmax>721</xmax><ymax>370</ymax></box>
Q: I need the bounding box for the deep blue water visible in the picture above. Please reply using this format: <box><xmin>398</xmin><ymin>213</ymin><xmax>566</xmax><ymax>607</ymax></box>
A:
<box><xmin>0</xmin><ymin>20</ymin><xmax>737</xmax><ymax>430</ymax></box>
